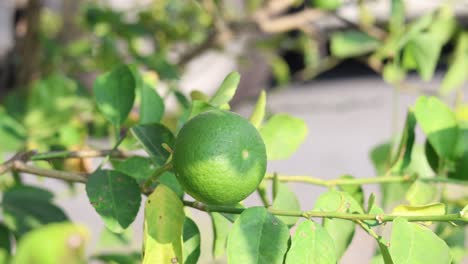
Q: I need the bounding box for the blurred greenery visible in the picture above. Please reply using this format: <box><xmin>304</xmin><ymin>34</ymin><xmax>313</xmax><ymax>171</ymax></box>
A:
<box><xmin>0</xmin><ymin>0</ymin><xmax>467</xmax><ymax>263</ymax></box>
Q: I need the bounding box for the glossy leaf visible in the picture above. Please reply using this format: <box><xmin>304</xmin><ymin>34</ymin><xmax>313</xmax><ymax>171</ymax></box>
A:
<box><xmin>249</xmin><ymin>90</ymin><xmax>266</xmax><ymax>129</ymax></box>
<box><xmin>113</xmin><ymin>156</ymin><xmax>157</xmax><ymax>184</ymax></box>
<box><xmin>183</xmin><ymin>217</ymin><xmax>201</xmax><ymax>264</ymax></box>
<box><xmin>140</xmin><ymin>84</ymin><xmax>164</xmax><ymax>124</ymax></box>
<box><xmin>209</xmin><ymin>71</ymin><xmax>240</xmax><ymax>106</ymax></box>
<box><xmin>93</xmin><ymin>64</ymin><xmax>136</xmax><ymax>126</ymax></box>
<box><xmin>390</xmin><ymin>217</ymin><xmax>452</xmax><ymax>264</ymax></box>
<box><xmin>227</xmin><ymin>207</ymin><xmax>289</xmax><ymax>264</ymax></box>
<box><xmin>414</xmin><ymin>96</ymin><xmax>458</xmax><ymax>160</ymax></box>
<box><xmin>143</xmin><ymin>185</ymin><xmax>184</xmax><ymax>264</ymax></box>
<box><xmin>210</xmin><ymin>212</ymin><xmax>231</xmax><ymax>259</ymax></box>
<box><xmin>12</xmin><ymin>223</ymin><xmax>89</xmax><ymax>264</ymax></box>
<box><xmin>314</xmin><ymin>191</ymin><xmax>362</xmax><ymax>259</ymax></box>
<box><xmin>86</xmin><ymin>170</ymin><xmax>141</xmax><ymax>233</ymax></box>
<box><xmin>260</xmin><ymin>113</ymin><xmax>308</xmax><ymax>160</ymax></box>
<box><xmin>131</xmin><ymin>123</ymin><xmax>175</xmax><ymax>165</ymax></box>
<box><xmin>2</xmin><ymin>185</ymin><xmax>68</xmax><ymax>236</ymax></box>
<box><xmin>285</xmin><ymin>220</ymin><xmax>336</xmax><ymax>264</ymax></box>
<box><xmin>330</xmin><ymin>31</ymin><xmax>380</xmax><ymax>58</ymax></box>
<box><xmin>271</xmin><ymin>182</ymin><xmax>300</xmax><ymax>226</ymax></box>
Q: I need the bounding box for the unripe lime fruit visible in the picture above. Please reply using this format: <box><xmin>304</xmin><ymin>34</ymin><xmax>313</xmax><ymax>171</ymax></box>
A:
<box><xmin>312</xmin><ymin>0</ymin><xmax>342</xmax><ymax>10</ymax></box>
<box><xmin>173</xmin><ymin>110</ymin><xmax>267</xmax><ymax>205</ymax></box>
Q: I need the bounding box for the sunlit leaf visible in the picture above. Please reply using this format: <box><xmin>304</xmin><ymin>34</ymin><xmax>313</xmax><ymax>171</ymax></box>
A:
<box><xmin>260</xmin><ymin>114</ymin><xmax>308</xmax><ymax>160</ymax></box>
<box><xmin>285</xmin><ymin>220</ymin><xmax>336</xmax><ymax>264</ymax></box>
<box><xmin>227</xmin><ymin>207</ymin><xmax>289</xmax><ymax>264</ymax></box>
<box><xmin>249</xmin><ymin>90</ymin><xmax>266</xmax><ymax>129</ymax></box>
<box><xmin>390</xmin><ymin>217</ymin><xmax>452</xmax><ymax>263</ymax></box>
<box><xmin>143</xmin><ymin>185</ymin><xmax>184</xmax><ymax>264</ymax></box>
<box><xmin>271</xmin><ymin>182</ymin><xmax>300</xmax><ymax>226</ymax></box>
<box><xmin>209</xmin><ymin>72</ymin><xmax>240</xmax><ymax>107</ymax></box>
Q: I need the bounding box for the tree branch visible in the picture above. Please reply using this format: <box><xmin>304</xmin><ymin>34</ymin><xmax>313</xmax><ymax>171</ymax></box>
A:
<box><xmin>30</xmin><ymin>149</ymin><xmax>127</xmax><ymax>161</ymax></box>
<box><xmin>183</xmin><ymin>200</ymin><xmax>468</xmax><ymax>223</ymax></box>
<box><xmin>264</xmin><ymin>174</ymin><xmax>468</xmax><ymax>187</ymax></box>
<box><xmin>12</xmin><ymin>161</ymin><xmax>88</xmax><ymax>183</ymax></box>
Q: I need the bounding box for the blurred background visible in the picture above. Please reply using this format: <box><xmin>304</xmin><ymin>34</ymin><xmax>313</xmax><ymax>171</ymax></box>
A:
<box><xmin>0</xmin><ymin>0</ymin><xmax>467</xmax><ymax>263</ymax></box>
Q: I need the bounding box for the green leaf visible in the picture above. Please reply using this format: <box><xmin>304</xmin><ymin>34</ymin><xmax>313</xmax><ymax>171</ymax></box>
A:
<box><xmin>383</xmin><ymin>63</ymin><xmax>406</xmax><ymax>84</ymax></box>
<box><xmin>249</xmin><ymin>90</ymin><xmax>266</xmax><ymax>129</ymax></box>
<box><xmin>440</xmin><ymin>33</ymin><xmax>468</xmax><ymax>95</ymax></box>
<box><xmin>0</xmin><ymin>108</ymin><xmax>27</xmax><ymax>152</ymax></box>
<box><xmin>338</xmin><ymin>175</ymin><xmax>364</xmax><ymax>207</ymax></box>
<box><xmin>140</xmin><ymin>84</ymin><xmax>164</xmax><ymax>124</ymax></box>
<box><xmin>405</xmin><ymin>181</ymin><xmax>436</xmax><ymax>205</ymax></box>
<box><xmin>93</xmin><ymin>64</ymin><xmax>136</xmax><ymax>126</ymax></box>
<box><xmin>190</xmin><ymin>90</ymin><xmax>210</xmax><ymax>102</ymax></box>
<box><xmin>12</xmin><ymin>223</ymin><xmax>89</xmax><ymax>264</ymax></box>
<box><xmin>0</xmin><ymin>224</ymin><xmax>11</xmax><ymax>263</ymax></box>
<box><xmin>392</xmin><ymin>203</ymin><xmax>446</xmax><ymax>216</ymax></box>
<box><xmin>271</xmin><ymin>182</ymin><xmax>300</xmax><ymax>226</ymax></box>
<box><xmin>270</xmin><ymin>56</ymin><xmax>290</xmax><ymax>85</ymax></box>
<box><xmin>364</xmin><ymin>193</ymin><xmax>385</xmax><ymax>226</ymax></box>
<box><xmin>209</xmin><ymin>72</ymin><xmax>240</xmax><ymax>107</ymax></box>
<box><xmin>314</xmin><ymin>191</ymin><xmax>362</xmax><ymax>259</ymax></box>
<box><xmin>113</xmin><ymin>156</ymin><xmax>157</xmax><ymax>184</ymax></box>
<box><xmin>390</xmin><ymin>111</ymin><xmax>416</xmax><ymax>173</ymax></box>
<box><xmin>390</xmin><ymin>217</ymin><xmax>452</xmax><ymax>264</ymax></box>
<box><xmin>285</xmin><ymin>220</ymin><xmax>337</xmax><ymax>264</ymax></box>
<box><xmin>131</xmin><ymin>123</ymin><xmax>175</xmax><ymax>165</ymax></box>
<box><xmin>428</xmin><ymin>5</ymin><xmax>456</xmax><ymax>45</ymax></box>
<box><xmin>414</xmin><ymin>96</ymin><xmax>459</xmax><ymax>160</ymax></box>
<box><xmin>404</xmin><ymin>33</ymin><xmax>443</xmax><ymax>81</ymax></box>
<box><xmin>260</xmin><ymin>114</ymin><xmax>308</xmax><ymax>160</ymax></box>
<box><xmin>189</xmin><ymin>100</ymin><xmax>217</xmax><ymax>119</ymax></box>
<box><xmin>183</xmin><ymin>217</ymin><xmax>201</xmax><ymax>264</ymax></box>
<box><xmin>97</xmin><ymin>227</ymin><xmax>133</xmax><ymax>248</ymax></box>
<box><xmin>157</xmin><ymin>172</ymin><xmax>184</xmax><ymax>199</ymax></box>
<box><xmin>2</xmin><ymin>185</ymin><xmax>68</xmax><ymax>236</ymax></box>
<box><xmin>389</xmin><ymin>0</ymin><xmax>405</xmax><ymax>34</ymax></box>
<box><xmin>143</xmin><ymin>185</ymin><xmax>184</xmax><ymax>264</ymax></box>
<box><xmin>370</xmin><ymin>142</ymin><xmax>392</xmax><ymax>175</ymax></box>
<box><xmin>330</xmin><ymin>31</ymin><xmax>380</xmax><ymax>58</ymax></box>
<box><xmin>227</xmin><ymin>207</ymin><xmax>289</xmax><ymax>264</ymax></box>
<box><xmin>210</xmin><ymin>212</ymin><xmax>231</xmax><ymax>259</ymax></box>
<box><xmin>93</xmin><ymin>252</ymin><xmax>141</xmax><ymax>264</ymax></box>
<box><xmin>86</xmin><ymin>170</ymin><xmax>141</xmax><ymax>233</ymax></box>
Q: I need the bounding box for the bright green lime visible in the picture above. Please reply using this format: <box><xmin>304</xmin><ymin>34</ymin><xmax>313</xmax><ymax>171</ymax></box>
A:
<box><xmin>173</xmin><ymin>110</ymin><xmax>267</xmax><ymax>205</ymax></box>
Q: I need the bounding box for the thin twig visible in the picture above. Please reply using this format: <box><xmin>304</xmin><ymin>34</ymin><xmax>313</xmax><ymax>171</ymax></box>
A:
<box><xmin>264</xmin><ymin>174</ymin><xmax>468</xmax><ymax>187</ymax></box>
<box><xmin>30</xmin><ymin>149</ymin><xmax>127</xmax><ymax>161</ymax></box>
<box><xmin>184</xmin><ymin>200</ymin><xmax>467</xmax><ymax>223</ymax></box>
<box><xmin>12</xmin><ymin>161</ymin><xmax>88</xmax><ymax>183</ymax></box>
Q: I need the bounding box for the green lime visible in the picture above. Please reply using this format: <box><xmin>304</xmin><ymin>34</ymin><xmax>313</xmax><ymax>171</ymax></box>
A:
<box><xmin>173</xmin><ymin>109</ymin><xmax>267</xmax><ymax>205</ymax></box>
<box><xmin>312</xmin><ymin>0</ymin><xmax>342</xmax><ymax>10</ymax></box>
